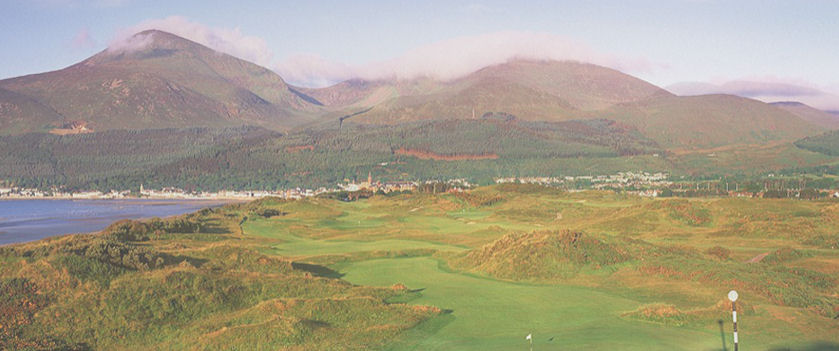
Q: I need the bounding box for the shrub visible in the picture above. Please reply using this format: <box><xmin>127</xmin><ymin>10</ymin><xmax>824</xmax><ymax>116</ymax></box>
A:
<box><xmin>103</xmin><ymin>217</ymin><xmax>202</xmax><ymax>242</ymax></box>
<box><xmin>455</xmin><ymin>230</ymin><xmax>630</xmax><ymax>280</ymax></box>
<box><xmin>63</xmin><ymin>239</ymin><xmax>169</xmax><ymax>271</ymax></box>
<box><xmin>453</xmin><ymin>191</ymin><xmax>503</xmax><ymax>207</ymax></box>
<box><xmin>705</xmin><ymin>246</ymin><xmax>731</xmax><ymax>260</ymax></box>
<box><xmin>761</xmin><ymin>247</ymin><xmax>811</xmax><ymax>265</ymax></box>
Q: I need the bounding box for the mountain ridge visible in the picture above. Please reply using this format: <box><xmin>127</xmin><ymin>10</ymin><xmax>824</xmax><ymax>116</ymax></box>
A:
<box><xmin>0</xmin><ymin>29</ymin><xmax>828</xmax><ymax>150</ymax></box>
<box><xmin>0</xmin><ymin>30</ymin><xmax>322</xmax><ymax>134</ymax></box>
<box><xmin>770</xmin><ymin>101</ymin><xmax>839</xmax><ymax>129</ymax></box>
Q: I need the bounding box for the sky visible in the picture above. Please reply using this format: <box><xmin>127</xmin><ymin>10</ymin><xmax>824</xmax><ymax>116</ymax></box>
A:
<box><xmin>2</xmin><ymin>0</ymin><xmax>839</xmax><ymax>109</ymax></box>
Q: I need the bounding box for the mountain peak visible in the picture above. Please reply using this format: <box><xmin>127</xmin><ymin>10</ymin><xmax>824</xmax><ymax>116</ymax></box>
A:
<box><xmin>107</xmin><ymin>29</ymin><xmax>207</xmax><ymax>55</ymax></box>
<box><xmin>135</xmin><ymin>29</ymin><xmax>176</xmax><ymax>37</ymax></box>
<box><xmin>78</xmin><ymin>29</ymin><xmax>216</xmax><ymax>67</ymax></box>
<box><xmin>0</xmin><ymin>28</ymin><xmax>321</xmax><ymax>134</ymax></box>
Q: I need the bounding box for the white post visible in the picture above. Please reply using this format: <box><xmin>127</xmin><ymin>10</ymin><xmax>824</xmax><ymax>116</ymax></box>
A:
<box><xmin>728</xmin><ymin>290</ymin><xmax>739</xmax><ymax>351</ymax></box>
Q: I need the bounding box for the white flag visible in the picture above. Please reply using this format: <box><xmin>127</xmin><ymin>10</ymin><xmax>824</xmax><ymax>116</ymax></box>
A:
<box><xmin>526</xmin><ymin>334</ymin><xmax>532</xmax><ymax>341</ymax></box>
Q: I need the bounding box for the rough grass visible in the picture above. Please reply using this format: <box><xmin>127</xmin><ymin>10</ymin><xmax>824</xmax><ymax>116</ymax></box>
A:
<box><xmin>452</xmin><ymin>230</ymin><xmax>629</xmax><ymax>280</ymax></box>
<box><xmin>0</xmin><ymin>207</ymin><xmax>439</xmax><ymax>350</ymax></box>
<box><xmin>3</xmin><ymin>184</ymin><xmax>839</xmax><ymax>350</ymax></box>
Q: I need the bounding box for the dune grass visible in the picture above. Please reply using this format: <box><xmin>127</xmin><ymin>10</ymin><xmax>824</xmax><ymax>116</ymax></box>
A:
<box><xmin>237</xmin><ymin>187</ymin><xmax>839</xmax><ymax>349</ymax></box>
<box><xmin>3</xmin><ymin>184</ymin><xmax>839</xmax><ymax>350</ymax></box>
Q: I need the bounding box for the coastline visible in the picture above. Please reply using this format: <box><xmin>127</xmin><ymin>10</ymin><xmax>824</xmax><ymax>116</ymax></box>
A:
<box><xmin>0</xmin><ymin>199</ymin><xmax>242</xmax><ymax>246</ymax></box>
<box><xmin>0</xmin><ymin>195</ymin><xmax>256</xmax><ymax>201</ymax></box>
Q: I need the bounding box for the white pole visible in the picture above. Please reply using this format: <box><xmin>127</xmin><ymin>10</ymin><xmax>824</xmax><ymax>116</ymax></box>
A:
<box><xmin>733</xmin><ymin>302</ymin><xmax>738</xmax><ymax>351</ymax></box>
<box><xmin>728</xmin><ymin>290</ymin><xmax>739</xmax><ymax>351</ymax></box>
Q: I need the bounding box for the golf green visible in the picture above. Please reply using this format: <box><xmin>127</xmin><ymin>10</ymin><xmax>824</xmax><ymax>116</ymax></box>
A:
<box><xmin>342</xmin><ymin>257</ymin><xmax>722</xmax><ymax>350</ymax></box>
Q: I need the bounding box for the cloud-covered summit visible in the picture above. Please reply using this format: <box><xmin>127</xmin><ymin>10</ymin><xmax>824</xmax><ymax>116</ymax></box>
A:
<box><xmin>274</xmin><ymin>31</ymin><xmax>657</xmax><ymax>87</ymax></box>
<box><xmin>107</xmin><ymin>16</ymin><xmax>655</xmax><ymax>88</ymax></box>
<box><xmin>107</xmin><ymin>16</ymin><xmax>274</xmax><ymax>67</ymax></box>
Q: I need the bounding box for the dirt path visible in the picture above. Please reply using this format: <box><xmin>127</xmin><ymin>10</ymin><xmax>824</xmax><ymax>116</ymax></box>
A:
<box><xmin>746</xmin><ymin>252</ymin><xmax>769</xmax><ymax>263</ymax></box>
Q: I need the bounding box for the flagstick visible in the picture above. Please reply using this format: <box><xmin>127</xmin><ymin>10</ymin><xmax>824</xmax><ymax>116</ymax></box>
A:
<box><xmin>728</xmin><ymin>290</ymin><xmax>739</xmax><ymax>351</ymax></box>
<box><xmin>732</xmin><ymin>301</ymin><xmax>738</xmax><ymax>351</ymax></box>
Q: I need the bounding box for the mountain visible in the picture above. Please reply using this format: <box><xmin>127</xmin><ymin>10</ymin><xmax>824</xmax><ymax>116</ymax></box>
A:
<box><xmin>770</xmin><ymin>101</ymin><xmax>839</xmax><ymax>129</ymax></box>
<box><xmin>305</xmin><ymin>60</ymin><xmax>821</xmax><ymax>148</ymax></box>
<box><xmin>0</xmin><ymin>31</ymin><xmax>828</xmax><ymax>152</ymax></box>
<box><xmin>596</xmin><ymin>94</ymin><xmax>823</xmax><ymax>148</ymax></box>
<box><xmin>0</xmin><ymin>30</ymin><xmax>320</xmax><ymax>134</ymax></box>
<box><xmin>0</xmin><ymin>87</ymin><xmax>64</xmax><ymax>134</ymax></box>
<box><xmin>303</xmin><ymin>60</ymin><xmax>672</xmax><ymax>124</ymax></box>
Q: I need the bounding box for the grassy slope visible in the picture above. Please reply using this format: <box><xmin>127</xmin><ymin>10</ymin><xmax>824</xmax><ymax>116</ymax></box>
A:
<box><xmin>670</xmin><ymin>142</ymin><xmax>836</xmax><ymax>176</ymax></box>
<box><xmin>598</xmin><ymin>94</ymin><xmax>824</xmax><ymax>149</ymax></box>
<box><xmin>771</xmin><ymin>101</ymin><xmax>839</xmax><ymax>130</ymax></box>
<box><xmin>2</xmin><ymin>185</ymin><xmax>839</xmax><ymax>350</ymax></box>
<box><xmin>0</xmin><ymin>205</ymin><xmax>438</xmax><ymax>350</ymax></box>
<box><xmin>0</xmin><ymin>88</ymin><xmax>64</xmax><ymax>135</ymax></box>
<box><xmin>238</xmin><ymin>187</ymin><xmax>839</xmax><ymax>350</ymax></box>
<box><xmin>796</xmin><ymin>128</ymin><xmax>839</xmax><ymax>156</ymax></box>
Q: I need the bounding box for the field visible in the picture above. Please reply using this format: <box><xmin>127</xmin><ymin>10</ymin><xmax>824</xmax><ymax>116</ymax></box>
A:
<box><xmin>2</xmin><ymin>184</ymin><xmax>839</xmax><ymax>350</ymax></box>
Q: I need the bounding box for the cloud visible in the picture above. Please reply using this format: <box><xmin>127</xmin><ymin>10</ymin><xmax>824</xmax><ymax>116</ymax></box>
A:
<box><xmin>275</xmin><ymin>31</ymin><xmax>659</xmax><ymax>87</ymax></box>
<box><xmin>107</xmin><ymin>30</ymin><xmax>155</xmax><ymax>53</ymax></box>
<box><xmin>109</xmin><ymin>18</ymin><xmax>660</xmax><ymax>89</ymax></box>
<box><xmin>108</xmin><ymin>16</ymin><xmax>273</xmax><ymax>67</ymax></box>
<box><xmin>273</xmin><ymin>54</ymin><xmax>355</xmax><ymax>89</ymax></box>
<box><xmin>667</xmin><ymin>79</ymin><xmax>839</xmax><ymax>110</ymax></box>
<box><xmin>70</xmin><ymin>28</ymin><xmax>96</xmax><ymax>50</ymax></box>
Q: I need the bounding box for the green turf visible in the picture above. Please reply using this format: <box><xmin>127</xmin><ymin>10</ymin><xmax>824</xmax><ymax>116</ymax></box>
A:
<box><xmin>242</xmin><ymin>189</ymin><xmax>839</xmax><ymax>350</ymax></box>
<box><xmin>246</xmin><ymin>218</ymin><xmax>466</xmax><ymax>257</ymax></box>
<box><xmin>4</xmin><ymin>185</ymin><xmax>838</xmax><ymax>349</ymax></box>
<box><xmin>340</xmin><ymin>257</ymin><xmax>722</xmax><ymax>350</ymax></box>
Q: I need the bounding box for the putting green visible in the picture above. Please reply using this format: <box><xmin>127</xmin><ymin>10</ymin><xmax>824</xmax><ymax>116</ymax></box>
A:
<box><xmin>342</xmin><ymin>257</ymin><xmax>721</xmax><ymax>351</ymax></box>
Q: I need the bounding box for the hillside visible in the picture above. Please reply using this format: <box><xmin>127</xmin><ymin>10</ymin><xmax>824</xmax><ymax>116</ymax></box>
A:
<box><xmin>306</xmin><ymin>60</ymin><xmax>670</xmax><ymax>124</ymax></box>
<box><xmin>452</xmin><ymin>230</ymin><xmax>630</xmax><ymax>280</ymax></box>
<box><xmin>0</xmin><ymin>203</ymin><xmax>438</xmax><ymax>349</ymax></box>
<box><xmin>0</xmin><ymin>87</ymin><xmax>64</xmax><ymax>134</ymax></box>
<box><xmin>770</xmin><ymin>101</ymin><xmax>839</xmax><ymax>129</ymax></box>
<box><xmin>0</xmin><ymin>30</ymin><xmax>321</xmax><ymax>134</ymax></box>
<box><xmin>304</xmin><ymin>60</ymin><xmax>823</xmax><ymax>149</ymax></box>
<box><xmin>598</xmin><ymin>94</ymin><xmax>823</xmax><ymax>148</ymax></box>
<box><xmin>795</xmin><ymin>128</ymin><xmax>839</xmax><ymax>156</ymax></box>
<box><xmin>0</xmin><ymin>118</ymin><xmax>664</xmax><ymax>191</ymax></box>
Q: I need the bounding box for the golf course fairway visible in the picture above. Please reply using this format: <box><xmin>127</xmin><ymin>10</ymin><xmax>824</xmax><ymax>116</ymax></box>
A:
<box><xmin>342</xmin><ymin>257</ymin><xmax>720</xmax><ymax>350</ymax></box>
